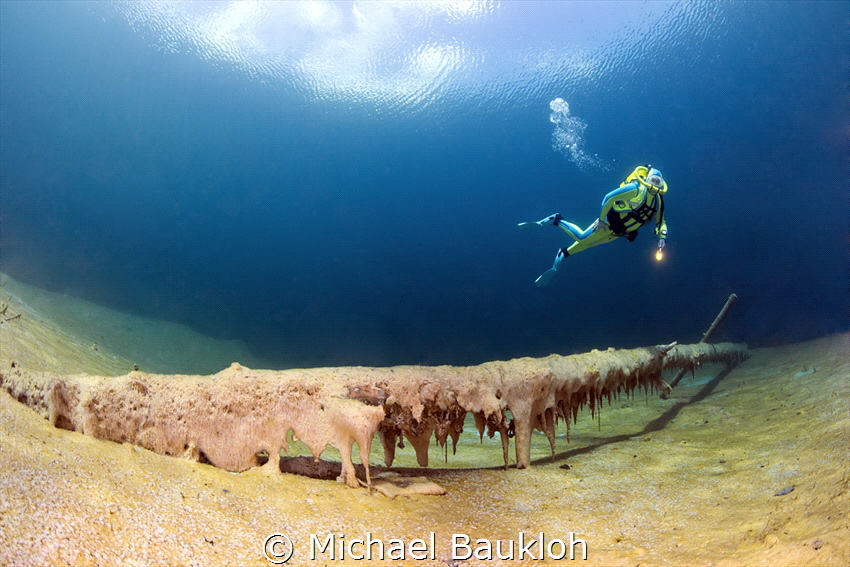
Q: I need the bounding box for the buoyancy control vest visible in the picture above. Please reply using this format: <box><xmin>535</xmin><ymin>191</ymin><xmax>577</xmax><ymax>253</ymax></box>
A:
<box><xmin>606</xmin><ymin>166</ymin><xmax>665</xmax><ymax>239</ymax></box>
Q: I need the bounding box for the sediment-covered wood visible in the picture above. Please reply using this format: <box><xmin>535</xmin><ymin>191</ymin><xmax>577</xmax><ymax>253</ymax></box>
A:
<box><xmin>0</xmin><ymin>342</ymin><xmax>748</xmax><ymax>486</ymax></box>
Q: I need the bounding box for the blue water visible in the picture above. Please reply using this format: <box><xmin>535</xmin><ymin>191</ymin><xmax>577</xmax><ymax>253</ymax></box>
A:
<box><xmin>1</xmin><ymin>1</ymin><xmax>847</xmax><ymax>368</ymax></box>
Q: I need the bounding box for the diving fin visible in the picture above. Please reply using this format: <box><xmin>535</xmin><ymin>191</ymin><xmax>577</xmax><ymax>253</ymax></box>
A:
<box><xmin>518</xmin><ymin>214</ymin><xmax>562</xmax><ymax>229</ymax></box>
<box><xmin>535</xmin><ymin>247</ymin><xmax>567</xmax><ymax>287</ymax></box>
<box><xmin>535</xmin><ymin>268</ymin><xmax>557</xmax><ymax>287</ymax></box>
<box><xmin>518</xmin><ymin>221</ymin><xmax>540</xmax><ymax>229</ymax></box>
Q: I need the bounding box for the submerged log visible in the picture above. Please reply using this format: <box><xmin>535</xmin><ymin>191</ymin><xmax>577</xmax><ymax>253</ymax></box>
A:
<box><xmin>665</xmin><ymin>294</ymin><xmax>739</xmax><ymax>396</ymax></box>
<box><xmin>0</xmin><ymin>342</ymin><xmax>748</xmax><ymax>487</ymax></box>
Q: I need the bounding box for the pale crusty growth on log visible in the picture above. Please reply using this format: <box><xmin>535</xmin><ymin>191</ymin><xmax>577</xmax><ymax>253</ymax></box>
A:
<box><xmin>0</xmin><ymin>342</ymin><xmax>748</xmax><ymax>486</ymax></box>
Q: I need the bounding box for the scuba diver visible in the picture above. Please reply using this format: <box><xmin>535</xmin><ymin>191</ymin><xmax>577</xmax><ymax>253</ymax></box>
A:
<box><xmin>520</xmin><ymin>165</ymin><xmax>668</xmax><ymax>287</ymax></box>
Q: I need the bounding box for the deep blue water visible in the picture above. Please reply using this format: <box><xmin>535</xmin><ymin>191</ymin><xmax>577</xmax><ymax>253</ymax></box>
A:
<box><xmin>1</xmin><ymin>1</ymin><xmax>848</xmax><ymax>368</ymax></box>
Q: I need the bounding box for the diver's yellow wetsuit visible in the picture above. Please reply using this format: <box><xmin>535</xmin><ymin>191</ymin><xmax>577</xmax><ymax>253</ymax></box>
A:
<box><xmin>523</xmin><ymin>165</ymin><xmax>668</xmax><ymax>287</ymax></box>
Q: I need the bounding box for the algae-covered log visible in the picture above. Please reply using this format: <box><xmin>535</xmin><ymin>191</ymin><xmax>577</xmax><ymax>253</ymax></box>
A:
<box><xmin>0</xmin><ymin>342</ymin><xmax>748</xmax><ymax>485</ymax></box>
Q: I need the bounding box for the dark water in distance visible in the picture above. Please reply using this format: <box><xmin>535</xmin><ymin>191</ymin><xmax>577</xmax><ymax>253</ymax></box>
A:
<box><xmin>2</xmin><ymin>1</ymin><xmax>848</xmax><ymax>368</ymax></box>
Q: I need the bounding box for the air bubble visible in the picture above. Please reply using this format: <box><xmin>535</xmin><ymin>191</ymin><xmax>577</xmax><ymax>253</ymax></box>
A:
<box><xmin>549</xmin><ymin>98</ymin><xmax>609</xmax><ymax>171</ymax></box>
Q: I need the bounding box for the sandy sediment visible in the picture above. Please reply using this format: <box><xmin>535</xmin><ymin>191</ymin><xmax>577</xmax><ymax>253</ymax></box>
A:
<box><xmin>0</xmin><ymin>277</ymin><xmax>847</xmax><ymax>566</ymax></box>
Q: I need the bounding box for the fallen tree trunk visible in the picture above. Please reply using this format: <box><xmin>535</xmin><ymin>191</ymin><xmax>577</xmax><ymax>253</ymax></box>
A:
<box><xmin>0</xmin><ymin>342</ymin><xmax>749</xmax><ymax>487</ymax></box>
<box><xmin>664</xmin><ymin>294</ymin><xmax>739</xmax><ymax>396</ymax></box>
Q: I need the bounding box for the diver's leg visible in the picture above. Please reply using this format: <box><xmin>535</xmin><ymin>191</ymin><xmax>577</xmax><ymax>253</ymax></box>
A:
<box><xmin>564</xmin><ymin>224</ymin><xmax>618</xmax><ymax>255</ymax></box>
<box><xmin>534</xmin><ymin>220</ymin><xmax>594</xmax><ymax>287</ymax></box>
<box><xmin>518</xmin><ymin>214</ymin><xmax>594</xmax><ymax>243</ymax></box>
<box><xmin>534</xmin><ymin>222</ymin><xmax>617</xmax><ymax>287</ymax></box>
<box><xmin>556</xmin><ymin>218</ymin><xmax>596</xmax><ymax>241</ymax></box>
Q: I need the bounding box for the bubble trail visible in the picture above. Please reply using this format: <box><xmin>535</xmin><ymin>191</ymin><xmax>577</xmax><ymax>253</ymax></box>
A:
<box><xmin>549</xmin><ymin>97</ymin><xmax>609</xmax><ymax>171</ymax></box>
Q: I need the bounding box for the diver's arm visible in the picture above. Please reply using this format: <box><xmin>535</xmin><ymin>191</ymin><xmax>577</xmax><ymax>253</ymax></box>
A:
<box><xmin>654</xmin><ymin>195</ymin><xmax>667</xmax><ymax>239</ymax></box>
<box><xmin>598</xmin><ymin>182</ymin><xmax>641</xmax><ymax>222</ymax></box>
<box><xmin>655</xmin><ymin>222</ymin><xmax>668</xmax><ymax>252</ymax></box>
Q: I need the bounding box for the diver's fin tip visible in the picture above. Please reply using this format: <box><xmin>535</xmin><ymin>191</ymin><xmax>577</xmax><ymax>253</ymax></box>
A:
<box><xmin>535</xmin><ymin>269</ymin><xmax>557</xmax><ymax>287</ymax></box>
